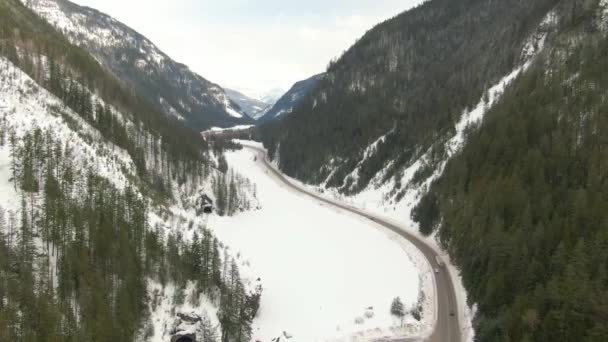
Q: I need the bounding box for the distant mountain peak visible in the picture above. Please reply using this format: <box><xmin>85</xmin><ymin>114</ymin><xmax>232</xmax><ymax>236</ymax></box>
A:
<box><xmin>23</xmin><ymin>0</ymin><xmax>253</xmax><ymax>130</ymax></box>
<box><xmin>258</xmin><ymin>73</ymin><xmax>325</xmax><ymax>123</ymax></box>
<box><xmin>224</xmin><ymin>88</ymin><xmax>272</xmax><ymax>120</ymax></box>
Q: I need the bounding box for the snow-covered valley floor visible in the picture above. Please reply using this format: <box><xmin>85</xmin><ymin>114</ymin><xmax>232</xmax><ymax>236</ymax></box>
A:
<box><xmin>209</xmin><ymin>149</ymin><xmax>430</xmax><ymax>342</ymax></box>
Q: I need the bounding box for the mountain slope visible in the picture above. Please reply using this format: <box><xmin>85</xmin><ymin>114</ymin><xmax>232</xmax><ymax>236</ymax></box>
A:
<box><xmin>412</xmin><ymin>2</ymin><xmax>608</xmax><ymax>340</ymax></box>
<box><xmin>22</xmin><ymin>0</ymin><xmax>253</xmax><ymax>131</ymax></box>
<box><xmin>260</xmin><ymin>0</ymin><xmax>559</xmax><ymax>192</ymax></box>
<box><xmin>258</xmin><ymin>88</ymin><xmax>285</xmax><ymax>105</ymax></box>
<box><xmin>258</xmin><ymin>0</ymin><xmax>608</xmax><ymax>341</ymax></box>
<box><xmin>0</xmin><ymin>0</ymin><xmax>259</xmax><ymax>341</ymax></box>
<box><xmin>225</xmin><ymin>88</ymin><xmax>270</xmax><ymax>120</ymax></box>
<box><xmin>258</xmin><ymin>73</ymin><xmax>324</xmax><ymax>123</ymax></box>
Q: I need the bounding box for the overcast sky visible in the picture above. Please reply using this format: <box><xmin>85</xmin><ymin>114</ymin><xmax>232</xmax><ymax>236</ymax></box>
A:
<box><xmin>71</xmin><ymin>0</ymin><xmax>423</xmax><ymax>96</ymax></box>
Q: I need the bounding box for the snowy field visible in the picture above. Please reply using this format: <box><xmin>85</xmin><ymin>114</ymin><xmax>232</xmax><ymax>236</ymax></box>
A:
<box><xmin>265</xmin><ymin>15</ymin><xmax>558</xmax><ymax>342</ymax></box>
<box><xmin>209</xmin><ymin>149</ymin><xmax>426</xmax><ymax>342</ymax></box>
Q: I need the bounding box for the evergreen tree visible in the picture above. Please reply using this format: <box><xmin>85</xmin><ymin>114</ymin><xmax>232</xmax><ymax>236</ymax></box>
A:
<box><xmin>390</xmin><ymin>297</ymin><xmax>405</xmax><ymax>325</ymax></box>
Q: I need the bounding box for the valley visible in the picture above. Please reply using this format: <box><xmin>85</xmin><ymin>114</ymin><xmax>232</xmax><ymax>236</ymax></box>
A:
<box><xmin>210</xmin><ymin>145</ymin><xmax>429</xmax><ymax>342</ymax></box>
<box><xmin>1</xmin><ymin>0</ymin><xmax>608</xmax><ymax>341</ymax></box>
<box><xmin>239</xmin><ymin>144</ymin><xmax>462</xmax><ymax>342</ymax></box>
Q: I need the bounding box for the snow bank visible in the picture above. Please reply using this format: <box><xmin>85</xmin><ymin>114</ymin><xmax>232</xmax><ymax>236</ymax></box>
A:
<box><xmin>209</xmin><ymin>149</ymin><xmax>427</xmax><ymax>342</ymax></box>
<box><xmin>202</xmin><ymin>125</ymin><xmax>255</xmax><ymax>135</ymax></box>
<box><xmin>0</xmin><ymin>55</ymin><xmax>236</xmax><ymax>342</ymax></box>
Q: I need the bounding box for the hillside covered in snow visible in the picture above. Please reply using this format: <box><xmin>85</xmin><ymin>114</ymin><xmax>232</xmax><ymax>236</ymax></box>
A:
<box><xmin>21</xmin><ymin>0</ymin><xmax>253</xmax><ymax>131</ymax></box>
<box><xmin>0</xmin><ymin>1</ymin><xmax>260</xmax><ymax>341</ymax></box>
<box><xmin>224</xmin><ymin>88</ymin><xmax>271</xmax><ymax>120</ymax></box>
<box><xmin>210</xmin><ymin>146</ymin><xmax>433</xmax><ymax>341</ymax></box>
<box><xmin>4</xmin><ymin>0</ymin><xmax>608</xmax><ymax>341</ymax></box>
<box><xmin>260</xmin><ymin>0</ymin><xmax>608</xmax><ymax>340</ymax></box>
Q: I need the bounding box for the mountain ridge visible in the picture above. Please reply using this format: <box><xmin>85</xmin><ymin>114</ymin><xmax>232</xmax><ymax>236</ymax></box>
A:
<box><xmin>22</xmin><ymin>0</ymin><xmax>254</xmax><ymax>131</ymax></box>
<box><xmin>260</xmin><ymin>0</ymin><xmax>608</xmax><ymax>341</ymax></box>
<box><xmin>260</xmin><ymin>0</ymin><xmax>559</xmax><ymax>190</ymax></box>
<box><xmin>0</xmin><ymin>1</ymin><xmax>260</xmax><ymax>341</ymax></box>
<box><xmin>258</xmin><ymin>73</ymin><xmax>325</xmax><ymax>123</ymax></box>
<box><xmin>225</xmin><ymin>87</ymin><xmax>271</xmax><ymax>120</ymax></box>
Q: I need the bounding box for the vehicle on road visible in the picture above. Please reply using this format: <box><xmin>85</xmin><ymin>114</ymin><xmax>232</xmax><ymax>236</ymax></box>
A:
<box><xmin>435</xmin><ymin>255</ymin><xmax>445</xmax><ymax>267</ymax></box>
<box><xmin>244</xmin><ymin>145</ymin><xmax>461</xmax><ymax>342</ymax></box>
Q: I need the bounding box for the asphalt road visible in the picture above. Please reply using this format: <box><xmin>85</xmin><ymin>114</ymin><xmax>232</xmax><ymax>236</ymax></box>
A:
<box><xmin>244</xmin><ymin>145</ymin><xmax>461</xmax><ymax>342</ymax></box>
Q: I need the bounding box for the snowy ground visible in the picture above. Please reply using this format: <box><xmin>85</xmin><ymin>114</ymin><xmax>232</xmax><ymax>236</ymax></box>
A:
<box><xmin>203</xmin><ymin>125</ymin><xmax>254</xmax><ymax>133</ymax></box>
<box><xmin>201</xmin><ymin>125</ymin><xmax>255</xmax><ymax>139</ymax></box>
<box><xmin>208</xmin><ymin>149</ymin><xmax>429</xmax><ymax>342</ymax></box>
<box><xmin>0</xmin><ymin>55</ymin><xmax>230</xmax><ymax>342</ymax></box>
<box><xmin>264</xmin><ymin>12</ymin><xmax>559</xmax><ymax>342</ymax></box>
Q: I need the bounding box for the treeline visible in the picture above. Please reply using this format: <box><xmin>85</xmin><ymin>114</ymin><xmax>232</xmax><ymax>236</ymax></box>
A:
<box><xmin>0</xmin><ymin>0</ymin><xmax>260</xmax><ymax>340</ymax></box>
<box><xmin>0</xmin><ymin>121</ymin><xmax>260</xmax><ymax>342</ymax></box>
<box><xmin>159</xmin><ymin>230</ymin><xmax>261</xmax><ymax>342</ymax></box>
<box><xmin>414</xmin><ymin>3</ymin><xmax>608</xmax><ymax>341</ymax></box>
<box><xmin>0</xmin><ymin>127</ymin><xmax>149</xmax><ymax>341</ymax></box>
<box><xmin>212</xmin><ymin>167</ymin><xmax>257</xmax><ymax>217</ymax></box>
<box><xmin>0</xmin><ymin>0</ymin><xmax>207</xmax><ymax>184</ymax></box>
<box><xmin>261</xmin><ymin>0</ymin><xmax>559</xmax><ymax>194</ymax></box>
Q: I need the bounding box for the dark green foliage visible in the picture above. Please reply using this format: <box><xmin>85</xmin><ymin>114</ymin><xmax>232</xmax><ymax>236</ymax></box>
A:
<box><xmin>0</xmin><ymin>1</ymin><xmax>259</xmax><ymax>340</ymax></box>
<box><xmin>261</xmin><ymin>0</ymin><xmax>560</xmax><ymax>193</ymax></box>
<box><xmin>0</xmin><ymin>0</ymin><xmax>207</xmax><ymax>182</ymax></box>
<box><xmin>0</xmin><ymin>131</ymin><xmax>149</xmax><ymax>341</ymax></box>
<box><xmin>410</xmin><ymin>292</ymin><xmax>425</xmax><ymax>322</ymax></box>
<box><xmin>213</xmin><ymin>169</ymin><xmax>255</xmax><ymax>216</ymax></box>
<box><xmin>411</xmin><ymin>190</ymin><xmax>439</xmax><ymax>236</ymax></box>
<box><xmin>414</xmin><ymin>4</ymin><xmax>608</xmax><ymax>341</ymax></box>
<box><xmin>0</xmin><ymin>122</ymin><xmax>259</xmax><ymax>342</ymax></box>
<box><xmin>390</xmin><ymin>297</ymin><xmax>405</xmax><ymax>319</ymax></box>
<box><xmin>160</xmin><ymin>231</ymin><xmax>260</xmax><ymax>342</ymax></box>
<box><xmin>32</xmin><ymin>0</ymin><xmax>253</xmax><ymax>131</ymax></box>
<box><xmin>257</xmin><ymin>73</ymin><xmax>325</xmax><ymax>123</ymax></box>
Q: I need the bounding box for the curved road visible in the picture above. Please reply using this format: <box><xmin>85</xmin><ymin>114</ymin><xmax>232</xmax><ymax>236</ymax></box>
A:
<box><xmin>244</xmin><ymin>145</ymin><xmax>461</xmax><ymax>342</ymax></box>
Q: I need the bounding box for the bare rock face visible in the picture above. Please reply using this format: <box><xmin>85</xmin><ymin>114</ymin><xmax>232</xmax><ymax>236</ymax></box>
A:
<box><xmin>170</xmin><ymin>312</ymin><xmax>202</xmax><ymax>342</ymax></box>
<box><xmin>177</xmin><ymin>312</ymin><xmax>202</xmax><ymax>324</ymax></box>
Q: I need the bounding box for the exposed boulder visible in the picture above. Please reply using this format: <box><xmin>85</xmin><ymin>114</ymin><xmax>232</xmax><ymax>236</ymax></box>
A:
<box><xmin>177</xmin><ymin>312</ymin><xmax>202</xmax><ymax>324</ymax></box>
<box><xmin>170</xmin><ymin>311</ymin><xmax>202</xmax><ymax>342</ymax></box>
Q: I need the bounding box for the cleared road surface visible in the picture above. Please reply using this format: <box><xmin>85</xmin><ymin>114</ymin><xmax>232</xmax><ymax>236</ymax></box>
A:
<box><xmin>245</xmin><ymin>145</ymin><xmax>461</xmax><ymax>342</ymax></box>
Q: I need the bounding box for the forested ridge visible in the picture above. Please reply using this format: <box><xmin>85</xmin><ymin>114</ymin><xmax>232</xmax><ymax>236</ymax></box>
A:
<box><xmin>261</xmin><ymin>0</ymin><xmax>560</xmax><ymax>195</ymax></box>
<box><xmin>260</xmin><ymin>0</ymin><xmax>608</xmax><ymax>341</ymax></box>
<box><xmin>3</xmin><ymin>0</ymin><xmax>608</xmax><ymax>341</ymax></box>
<box><xmin>1</xmin><ymin>0</ymin><xmax>205</xmax><ymax>178</ymax></box>
<box><xmin>23</xmin><ymin>0</ymin><xmax>253</xmax><ymax>131</ymax></box>
<box><xmin>257</xmin><ymin>73</ymin><xmax>325</xmax><ymax>123</ymax></box>
<box><xmin>413</xmin><ymin>1</ymin><xmax>608</xmax><ymax>341</ymax></box>
<box><xmin>0</xmin><ymin>0</ymin><xmax>259</xmax><ymax>340</ymax></box>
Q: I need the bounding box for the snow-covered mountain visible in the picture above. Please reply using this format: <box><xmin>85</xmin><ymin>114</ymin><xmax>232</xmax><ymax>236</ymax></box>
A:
<box><xmin>258</xmin><ymin>87</ymin><xmax>285</xmax><ymax>105</ymax></box>
<box><xmin>224</xmin><ymin>88</ymin><xmax>271</xmax><ymax>120</ymax></box>
<box><xmin>259</xmin><ymin>1</ymin><xmax>608</xmax><ymax>340</ymax></box>
<box><xmin>22</xmin><ymin>0</ymin><xmax>253</xmax><ymax>130</ymax></box>
<box><xmin>257</xmin><ymin>73</ymin><xmax>324</xmax><ymax>123</ymax></box>
<box><xmin>229</xmin><ymin>87</ymin><xmax>286</xmax><ymax>105</ymax></box>
<box><xmin>0</xmin><ymin>53</ymin><xmax>258</xmax><ymax>342</ymax></box>
<box><xmin>0</xmin><ymin>1</ymin><xmax>260</xmax><ymax>341</ymax></box>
